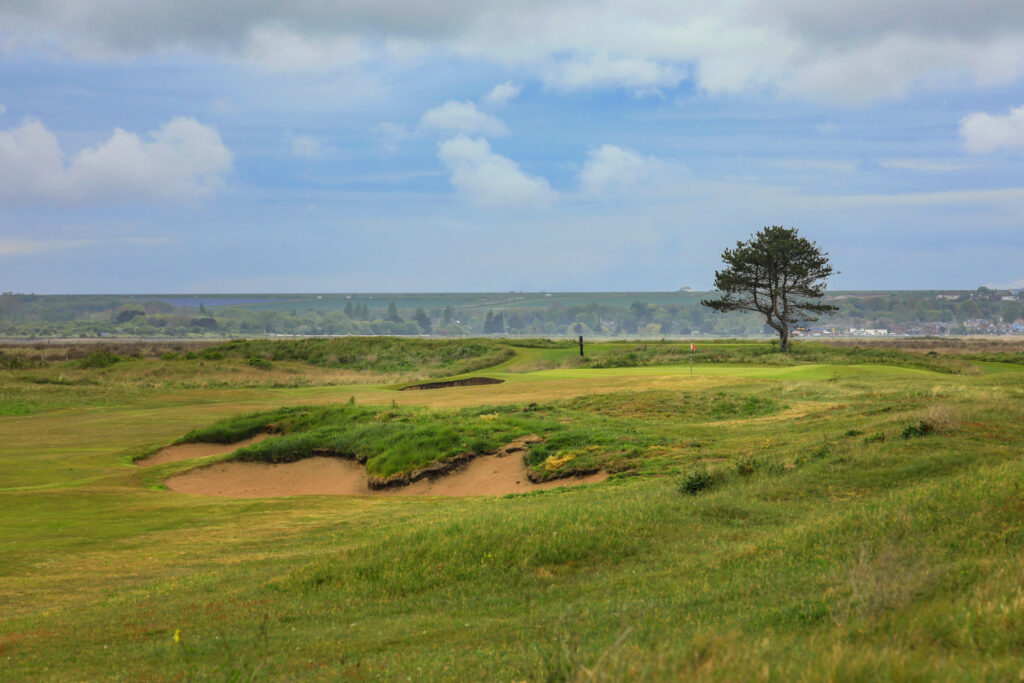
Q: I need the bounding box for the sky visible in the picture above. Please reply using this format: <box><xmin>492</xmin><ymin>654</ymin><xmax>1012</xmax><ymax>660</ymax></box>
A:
<box><xmin>1</xmin><ymin>1</ymin><xmax>1023</xmax><ymax>293</ymax></box>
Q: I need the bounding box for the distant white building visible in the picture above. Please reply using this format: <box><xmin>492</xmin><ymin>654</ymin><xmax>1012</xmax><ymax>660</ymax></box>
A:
<box><xmin>850</xmin><ymin>328</ymin><xmax>889</xmax><ymax>336</ymax></box>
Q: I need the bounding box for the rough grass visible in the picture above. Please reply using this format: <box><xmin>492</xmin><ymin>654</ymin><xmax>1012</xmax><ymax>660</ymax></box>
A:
<box><xmin>207</xmin><ymin>337</ymin><xmax>515</xmax><ymax>376</ymax></box>
<box><xmin>1</xmin><ymin>337</ymin><xmax>1023</xmax><ymax>680</ymax></box>
<box><xmin>177</xmin><ymin>398</ymin><xmax>685</xmax><ymax>479</ymax></box>
<box><xmin>576</xmin><ymin>339</ymin><xmax>978</xmax><ymax>374</ymax></box>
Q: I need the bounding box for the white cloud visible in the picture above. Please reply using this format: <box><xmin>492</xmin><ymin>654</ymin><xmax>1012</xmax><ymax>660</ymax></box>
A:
<box><xmin>482</xmin><ymin>81</ymin><xmax>521</xmax><ymax>106</ymax></box>
<box><xmin>960</xmin><ymin>105</ymin><xmax>1024</xmax><ymax>154</ymax></box>
<box><xmin>580</xmin><ymin>144</ymin><xmax>663</xmax><ymax>195</ymax></box>
<box><xmin>437</xmin><ymin>134</ymin><xmax>555</xmax><ymax>207</ymax></box>
<box><xmin>374</xmin><ymin>122</ymin><xmax>410</xmax><ymax>155</ymax></box>
<box><xmin>776</xmin><ymin>159</ymin><xmax>857</xmax><ymax>172</ymax></box>
<box><xmin>0</xmin><ymin>238</ymin><xmax>92</xmax><ymax>256</ymax></box>
<box><xmin>880</xmin><ymin>159</ymin><xmax>964</xmax><ymax>172</ymax></box>
<box><xmin>543</xmin><ymin>55</ymin><xmax>686</xmax><ymax>93</ymax></box>
<box><xmin>815</xmin><ymin>186</ymin><xmax>1024</xmax><ymax>207</ymax></box>
<box><xmin>286</xmin><ymin>132</ymin><xmax>325</xmax><ymax>159</ymax></box>
<box><xmin>241</xmin><ymin>26</ymin><xmax>367</xmax><ymax>72</ymax></box>
<box><xmin>985</xmin><ymin>277</ymin><xmax>1024</xmax><ymax>289</ymax></box>
<box><xmin>5</xmin><ymin>2</ymin><xmax>1024</xmax><ymax>101</ymax></box>
<box><xmin>421</xmin><ymin>100</ymin><xmax>509</xmax><ymax>136</ymax></box>
<box><xmin>0</xmin><ymin>116</ymin><xmax>232</xmax><ymax>206</ymax></box>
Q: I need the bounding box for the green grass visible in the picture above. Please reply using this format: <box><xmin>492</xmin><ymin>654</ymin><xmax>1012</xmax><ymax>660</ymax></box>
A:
<box><xmin>1</xmin><ymin>337</ymin><xmax>1023</xmax><ymax>680</ymax></box>
<box><xmin>207</xmin><ymin>336</ymin><xmax>516</xmax><ymax>375</ymax></box>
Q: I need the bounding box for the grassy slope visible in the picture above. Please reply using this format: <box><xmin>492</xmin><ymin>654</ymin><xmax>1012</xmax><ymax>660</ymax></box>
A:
<box><xmin>1</xmin><ymin>340</ymin><xmax>1023</xmax><ymax>679</ymax></box>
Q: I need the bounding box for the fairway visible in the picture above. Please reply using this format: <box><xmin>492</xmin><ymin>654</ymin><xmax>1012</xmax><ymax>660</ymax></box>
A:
<box><xmin>1</xmin><ymin>338</ymin><xmax>1023</xmax><ymax>680</ymax></box>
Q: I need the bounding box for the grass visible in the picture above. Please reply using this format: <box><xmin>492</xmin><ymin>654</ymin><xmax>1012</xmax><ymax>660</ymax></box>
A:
<box><xmin>1</xmin><ymin>337</ymin><xmax>1023</xmax><ymax>679</ymax></box>
<box><xmin>207</xmin><ymin>337</ymin><xmax>516</xmax><ymax>376</ymax></box>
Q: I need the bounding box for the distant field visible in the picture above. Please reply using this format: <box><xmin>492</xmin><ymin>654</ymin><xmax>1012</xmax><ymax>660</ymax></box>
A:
<box><xmin>1</xmin><ymin>337</ymin><xmax>1023</xmax><ymax>680</ymax></box>
<box><xmin>8</xmin><ymin>288</ymin><xmax>1012</xmax><ymax>341</ymax></box>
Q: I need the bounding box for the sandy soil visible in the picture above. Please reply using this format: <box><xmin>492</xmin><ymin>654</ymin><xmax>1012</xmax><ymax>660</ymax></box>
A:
<box><xmin>165</xmin><ymin>452</ymin><xmax>607</xmax><ymax>498</ymax></box>
<box><xmin>135</xmin><ymin>434</ymin><xmax>270</xmax><ymax>467</ymax></box>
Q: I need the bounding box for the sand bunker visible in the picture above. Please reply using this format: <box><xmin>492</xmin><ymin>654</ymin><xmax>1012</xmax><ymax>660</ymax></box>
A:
<box><xmin>165</xmin><ymin>452</ymin><xmax>606</xmax><ymax>498</ymax></box>
<box><xmin>400</xmin><ymin>377</ymin><xmax>504</xmax><ymax>391</ymax></box>
<box><xmin>136</xmin><ymin>434</ymin><xmax>270</xmax><ymax>467</ymax></box>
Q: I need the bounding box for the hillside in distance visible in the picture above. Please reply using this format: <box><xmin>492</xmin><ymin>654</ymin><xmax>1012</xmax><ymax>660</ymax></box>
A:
<box><xmin>0</xmin><ymin>289</ymin><xmax>1021</xmax><ymax>339</ymax></box>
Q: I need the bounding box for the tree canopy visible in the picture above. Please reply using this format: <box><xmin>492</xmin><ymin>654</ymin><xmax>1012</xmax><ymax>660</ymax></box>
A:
<box><xmin>701</xmin><ymin>226</ymin><xmax>837</xmax><ymax>352</ymax></box>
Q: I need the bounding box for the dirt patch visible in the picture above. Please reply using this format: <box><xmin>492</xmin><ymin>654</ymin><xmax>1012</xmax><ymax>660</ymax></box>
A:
<box><xmin>400</xmin><ymin>377</ymin><xmax>504</xmax><ymax>391</ymax></box>
<box><xmin>164</xmin><ymin>435</ymin><xmax>606</xmax><ymax>498</ymax></box>
<box><xmin>135</xmin><ymin>434</ymin><xmax>270</xmax><ymax>467</ymax></box>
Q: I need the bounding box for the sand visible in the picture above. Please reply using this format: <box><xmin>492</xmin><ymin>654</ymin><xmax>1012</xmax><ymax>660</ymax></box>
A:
<box><xmin>165</xmin><ymin>452</ymin><xmax>607</xmax><ymax>498</ymax></box>
<box><xmin>135</xmin><ymin>434</ymin><xmax>270</xmax><ymax>467</ymax></box>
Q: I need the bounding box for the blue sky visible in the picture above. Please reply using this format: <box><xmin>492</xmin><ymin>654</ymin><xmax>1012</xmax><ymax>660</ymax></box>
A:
<box><xmin>1</xmin><ymin>1</ymin><xmax>1023</xmax><ymax>293</ymax></box>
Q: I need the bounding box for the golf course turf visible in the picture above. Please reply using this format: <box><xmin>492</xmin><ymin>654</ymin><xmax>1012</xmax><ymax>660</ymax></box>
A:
<box><xmin>1</xmin><ymin>337</ymin><xmax>1023</xmax><ymax>679</ymax></box>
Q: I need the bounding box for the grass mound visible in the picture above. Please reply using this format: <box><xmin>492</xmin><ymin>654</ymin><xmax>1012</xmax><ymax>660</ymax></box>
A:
<box><xmin>205</xmin><ymin>337</ymin><xmax>515</xmax><ymax>376</ymax></box>
<box><xmin>179</xmin><ymin>387</ymin><xmax>789</xmax><ymax>483</ymax></box>
<box><xmin>179</xmin><ymin>403</ymin><xmax>601</xmax><ymax>482</ymax></box>
<box><xmin>578</xmin><ymin>339</ymin><xmax>977</xmax><ymax>374</ymax></box>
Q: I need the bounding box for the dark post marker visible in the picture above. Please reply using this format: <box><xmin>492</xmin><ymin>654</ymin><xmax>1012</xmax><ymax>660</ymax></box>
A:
<box><xmin>578</xmin><ymin>335</ymin><xmax>584</xmax><ymax>358</ymax></box>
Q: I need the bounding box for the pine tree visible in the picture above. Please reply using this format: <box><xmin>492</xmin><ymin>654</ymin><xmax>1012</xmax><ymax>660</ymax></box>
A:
<box><xmin>386</xmin><ymin>301</ymin><xmax>402</xmax><ymax>323</ymax></box>
<box><xmin>483</xmin><ymin>310</ymin><xmax>495</xmax><ymax>334</ymax></box>
<box><xmin>702</xmin><ymin>225</ymin><xmax>837</xmax><ymax>352</ymax></box>
<box><xmin>344</xmin><ymin>300</ymin><xmax>353</xmax><ymax>317</ymax></box>
<box><xmin>413</xmin><ymin>307</ymin><xmax>432</xmax><ymax>334</ymax></box>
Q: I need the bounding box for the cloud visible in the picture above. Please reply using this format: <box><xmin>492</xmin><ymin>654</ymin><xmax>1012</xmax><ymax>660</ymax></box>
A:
<box><xmin>240</xmin><ymin>26</ymin><xmax>367</xmax><ymax>72</ymax></box>
<box><xmin>880</xmin><ymin>159</ymin><xmax>964</xmax><ymax>172</ymax></box>
<box><xmin>985</xmin><ymin>277</ymin><xmax>1024</xmax><ymax>290</ymax></box>
<box><xmin>543</xmin><ymin>55</ymin><xmax>686</xmax><ymax>92</ymax></box>
<box><xmin>8</xmin><ymin>2</ymin><xmax>1024</xmax><ymax>101</ymax></box>
<box><xmin>960</xmin><ymin>105</ymin><xmax>1024</xmax><ymax>153</ymax></box>
<box><xmin>286</xmin><ymin>132</ymin><xmax>326</xmax><ymax>159</ymax></box>
<box><xmin>0</xmin><ymin>238</ymin><xmax>92</xmax><ymax>256</ymax></box>
<box><xmin>580</xmin><ymin>144</ymin><xmax>663</xmax><ymax>195</ymax></box>
<box><xmin>420</xmin><ymin>100</ymin><xmax>509</xmax><ymax>136</ymax></box>
<box><xmin>815</xmin><ymin>186</ymin><xmax>1024</xmax><ymax>207</ymax></box>
<box><xmin>437</xmin><ymin>134</ymin><xmax>555</xmax><ymax>207</ymax></box>
<box><xmin>482</xmin><ymin>81</ymin><xmax>521</xmax><ymax>106</ymax></box>
<box><xmin>374</xmin><ymin>122</ymin><xmax>410</xmax><ymax>155</ymax></box>
<box><xmin>0</xmin><ymin>104</ymin><xmax>6</xmax><ymax>116</ymax></box>
<box><xmin>776</xmin><ymin>159</ymin><xmax>857</xmax><ymax>172</ymax></box>
<box><xmin>0</xmin><ymin>116</ymin><xmax>232</xmax><ymax>206</ymax></box>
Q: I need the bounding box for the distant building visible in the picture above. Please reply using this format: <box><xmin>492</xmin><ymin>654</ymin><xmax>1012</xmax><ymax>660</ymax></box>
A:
<box><xmin>849</xmin><ymin>328</ymin><xmax>889</xmax><ymax>336</ymax></box>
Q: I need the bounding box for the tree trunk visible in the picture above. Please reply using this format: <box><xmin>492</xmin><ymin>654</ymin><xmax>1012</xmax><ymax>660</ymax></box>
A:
<box><xmin>779</xmin><ymin>323</ymin><xmax>789</xmax><ymax>353</ymax></box>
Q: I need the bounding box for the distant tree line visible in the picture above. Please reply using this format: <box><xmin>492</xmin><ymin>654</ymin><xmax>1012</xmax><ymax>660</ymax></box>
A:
<box><xmin>0</xmin><ymin>290</ymin><xmax>1020</xmax><ymax>339</ymax></box>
